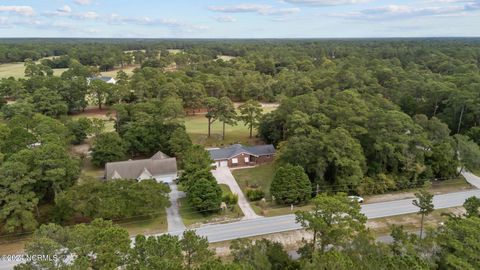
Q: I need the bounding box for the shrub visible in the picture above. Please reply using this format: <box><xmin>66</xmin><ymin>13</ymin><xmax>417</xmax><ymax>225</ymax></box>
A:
<box><xmin>246</xmin><ymin>189</ymin><xmax>265</xmax><ymax>201</ymax></box>
<box><xmin>222</xmin><ymin>193</ymin><xmax>239</xmax><ymax>205</ymax></box>
<box><xmin>270</xmin><ymin>164</ymin><xmax>311</xmax><ymax>205</ymax></box>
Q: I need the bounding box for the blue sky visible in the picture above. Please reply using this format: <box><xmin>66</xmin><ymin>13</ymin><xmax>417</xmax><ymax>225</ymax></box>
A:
<box><xmin>0</xmin><ymin>0</ymin><xmax>479</xmax><ymax>38</ymax></box>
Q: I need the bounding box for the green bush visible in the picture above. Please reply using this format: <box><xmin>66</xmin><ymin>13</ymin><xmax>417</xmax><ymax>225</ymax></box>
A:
<box><xmin>246</xmin><ymin>189</ymin><xmax>265</xmax><ymax>201</ymax></box>
<box><xmin>222</xmin><ymin>193</ymin><xmax>239</xmax><ymax>205</ymax></box>
<box><xmin>270</xmin><ymin>164</ymin><xmax>311</xmax><ymax>205</ymax></box>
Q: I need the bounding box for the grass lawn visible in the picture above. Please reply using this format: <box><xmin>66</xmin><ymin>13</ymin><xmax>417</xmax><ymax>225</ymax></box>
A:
<box><xmin>184</xmin><ymin>107</ymin><xmax>276</xmax><ymax>147</ymax></box>
<box><xmin>101</xmin><ymin>65</ymin><xmax>138</xmax><ymax>77</ymax></box>
<box><xmin>0</xmin><ymin>62</ymin><xmax>28</xmax><ymax>78</ymax></box>
<box><xmin>80</xmin><ymin>157</ymin><xmax>104</xmax><ymax>179</ymax></box>
<box><xmin>70</xmin><ymin>107</ymin><xmax>116</xmax><ymax>133</ymax></box>
<box><xmin>232</xmin><ymin>163</ymin><xmax>276</xmax><ymax>200</ymax></box>
<box><xmin>117</xmin><ymin>213</ymin><xmax>168</xmax><ymax>236</ymax></box>
<box><xmin>184</xmin><ymin>115</ymin><xmax>256</xmax><ymax>147</ymax></box>
<box><xmin>0</xmin><ymin>59</ymin><xmax>135</xmax><ymax>79</ymax></box>
<box><xmin>232</xmin><ymin>164</ymin><xmax>473</xmax><ymax>217</ymax></box>
<box><xmin>364</xmin><ymin>176</ymin><xmax>472</xmax><ymax>204</ymax></box>
<box><xmin>179</xmin><ymin>184</ymin><xmax>243</xmax><ymax>227</ymax></box>
<box><xmin>0</xmin><ymin>62</ymin><xmax>67</xmax><ymax>79</ymax></box>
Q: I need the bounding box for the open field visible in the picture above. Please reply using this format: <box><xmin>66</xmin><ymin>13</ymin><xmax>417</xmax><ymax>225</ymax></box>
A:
<box><xmin>70</xmin><ymin>107</ymin><xmax>116</xmax><ymax>133</ymax></box>
<box><xmin>185</xmin><ymin>106</ymin><xmax>276</xmax><ymax>146</ymax></box>
<box><xmin>179</xmin><ymin>184</ymin><xmax>243</xmax><ymax>227</ymax></box>
<box><xmin>0</xmin><ymin>62</ymin><xmax>68</xmax><ymax>78</ymax></box>
<box><xmin>217</xmin><ymin>55</ymin><xmax>236</xmax><ymax>61</ymax></box>
<box><xmin>0</xmin><ymin>62</ymin><xmax>28</xmax><ymax>78</ymax></box>
<box><xmin>167</xmin><ymin>49</ymin><xmax>183</xmax><ymax>54</ymax></box>
<box><xmin>0</xmin><ymin>61</ymin><xmax>137</xmax><ymax>79</ymax></box>
<box><xmin>101</xmin><ymin>65</ymin><xmax>139</xmax><ymax>77</ymax></box>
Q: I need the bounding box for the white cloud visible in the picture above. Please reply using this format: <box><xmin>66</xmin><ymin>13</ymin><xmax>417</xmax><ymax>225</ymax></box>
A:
<box><xmin>215</xmin><ymin>15</ymin><xmax>237</xmax><ymax>23</ymax></box>
<box><xmin>282</xmin><ymin>0</ymin><xmax>369</xmax><ymax>6</ymax></box>
<box><xmin>208</xmin><ymin>4</ymin><xmax>272</xmax><ymax>13</ymax></box>
<box><xmin>74</xmin><ymin>0</ymin><xmax>93</xmax><ymax>6</ymax></box>
<box><xmin>104</xmin><ymin>14</ymin><xmax>209</xmax><ymax>33</ymax></box>
<box><xmin>44</xmin><ymin>9</ymin><xmax>99</xmax><ymax>20</ymax></box>
<box><xmin>208</xmin><ymin>4</ymin><xmax>300</xmax><ymax>16</ymax></box>
<box><xmin>0</xmin><ymin>5</ymin><xmax>35</xmax><ymax>16</ymax></box>
<box><xmin>335</xmin><ymin>2</ymin><xmax>480</xmax><ymax>20</ymax></box>
<box><xmin>72</xmin><ymin>11</ymin><xmax>99</xmax><ymax>20</ymax></box>
<box><xmin>57</xmin><ymin>5</ymin><xmax>72</xmax><ymax>13</ymax></box>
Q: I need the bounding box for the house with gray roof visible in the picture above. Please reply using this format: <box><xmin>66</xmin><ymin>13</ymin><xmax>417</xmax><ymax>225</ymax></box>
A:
<box><xmin>105</xmin><ymin>151</ymin><xmax>177</xmax><ymax>183</ymax></box>
<box><xmin>208</xmin><ymin>144</ymin><xmax>275</xmax><ymax>168</ymax></box>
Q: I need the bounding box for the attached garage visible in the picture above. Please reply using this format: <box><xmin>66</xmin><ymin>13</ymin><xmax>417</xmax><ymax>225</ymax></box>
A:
<box><xmin>208</xmin><ymin>144</ymin><xmax>276</xmax><ymax>168</ymax></box>
<box><xmin>217</xmin><ymin>160</ymin><xmax>228</xmax><ymax>167</ymax></box>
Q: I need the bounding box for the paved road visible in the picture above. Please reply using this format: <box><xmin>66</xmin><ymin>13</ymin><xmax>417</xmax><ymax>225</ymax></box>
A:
<box><xmin>2</xmin><ymin>189</ymin><xmax>479</xmax><ymax>270</ymax></box>
<box><xmin>212</xmin><ymin>167</ymin><xmax>260</xmax><ymax>219</ymax></box>
<box><xmin>166</xmin><ymin>183</ymin><xmax>186</xmax><ymax>232</ymax></box>
<box><xmin>166</xmin><ymin>189</ymin><xmax>480</xmax><ymax>243</ymax></box>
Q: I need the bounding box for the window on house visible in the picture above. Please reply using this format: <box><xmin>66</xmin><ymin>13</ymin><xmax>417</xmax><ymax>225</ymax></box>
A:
<box><xmin>232</xmin><ymin>158</ymin><xmax>238</xmax><ymax>164</ymax></box>
<box><xmin>244</xmin><ymin>157</ymin><xmax>249</xmax><ymax>163</ymax></box>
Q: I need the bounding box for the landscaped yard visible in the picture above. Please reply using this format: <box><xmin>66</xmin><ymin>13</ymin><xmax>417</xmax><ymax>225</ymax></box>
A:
<box><xmin>232</xmin><ymin>163</ymin><xmax>276</xmax><ymax>200</ymax></box>
<box><xmin>179</xmin><ymin>184</ymin><xmax>243</xmax><ymax>227</ymax></box>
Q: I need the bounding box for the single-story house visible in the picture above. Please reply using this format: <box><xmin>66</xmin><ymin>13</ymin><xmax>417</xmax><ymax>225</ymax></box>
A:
<box><xmin>87</xmin><ymin>76</ymin><xmax>117</xmax><ymax>85</ymax></box>
<box><xmin>208</xmin><ymin>144</ymin><xmax>276</xmax><ymax>168</ymax></box>
<box><xmin>104</xmin><ymin>151</ymin><xmax>177</xmax><ymax>183</ymax></box>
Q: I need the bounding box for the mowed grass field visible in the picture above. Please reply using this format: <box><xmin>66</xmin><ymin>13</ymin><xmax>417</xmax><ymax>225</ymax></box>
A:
<box><xmin>100</xmin><ymin>65</ymin><xmax>139</xmax><ymax>77</ymax></box>
<box><xmin>0</xmin><ymin>61</ymin><xmax>137</xmax><ymax>79</ymax></box>
<box><xmin>184</xmin><ymin>106</ymin><xmax>276</xmax><ymax>146</ymax></box>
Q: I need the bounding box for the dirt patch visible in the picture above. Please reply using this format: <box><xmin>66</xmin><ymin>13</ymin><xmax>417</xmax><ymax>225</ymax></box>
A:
<box><xmin>164</xmin><ymin>63</ymin><xmax>178</xmax><ymax>72</ymax></box>
<box><xmin>211</xmin><ymin>229</ymin><xmax>310</xmax><ymax>257</ymax></box>
<box><xmin>367</xmin><ymin>207</ymin><xmax>465</xmax><ymax>236</ymax></box>
<box><xmin>71</xmin><ymin>143</ymin><xmax>90</xmax><ymax>156</ymax></box>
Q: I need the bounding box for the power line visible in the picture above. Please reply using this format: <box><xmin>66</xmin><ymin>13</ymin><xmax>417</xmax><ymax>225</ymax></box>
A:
<box><xmin>0</xmin><ymin>175</ymin><xmax>470</xmax><ymax>242</ymax></box>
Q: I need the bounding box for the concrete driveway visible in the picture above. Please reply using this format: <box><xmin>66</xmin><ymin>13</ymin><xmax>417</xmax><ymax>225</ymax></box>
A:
<box><xmin>212</xmin><ymin>167</ymin><xmax>260</xmax><ymax>220</ymax></box>
<box><xmin>461</xmin><ymin>170</ymin><xmax>480</xmax><ymax>189</ymax></box>
<box><xmin>166</xmin><ymin>182</ymin><xmax>186</xmax><ymax>232</ymax></box>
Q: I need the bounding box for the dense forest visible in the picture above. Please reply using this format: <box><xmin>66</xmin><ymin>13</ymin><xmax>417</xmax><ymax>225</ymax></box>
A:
<box><xmin>1</xmin><ymin>39</ymin><xmax>480</xmax><ymax>264</ymax></box>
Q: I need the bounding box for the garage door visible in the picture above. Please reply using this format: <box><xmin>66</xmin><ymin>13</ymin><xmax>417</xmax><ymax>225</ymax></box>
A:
<box><xmin>219</xmin><ymin>161</ymin><xmax>228</xmax><ymax>167</ymax></box>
